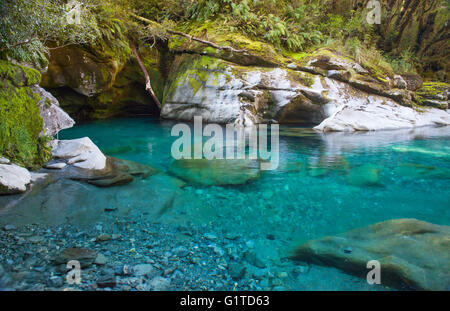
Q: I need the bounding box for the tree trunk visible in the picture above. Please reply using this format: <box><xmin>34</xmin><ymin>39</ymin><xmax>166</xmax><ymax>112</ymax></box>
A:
<box><xmin>130</xmin><ymin>42</ymin><xmax>162</xmax><ymax>110</ymax></box>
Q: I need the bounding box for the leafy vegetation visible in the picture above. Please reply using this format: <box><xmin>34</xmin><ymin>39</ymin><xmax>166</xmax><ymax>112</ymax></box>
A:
<box><xmin>0</xmin><ymin>61</ymin><xmax>51</xmax><ymax>169</ymax></box>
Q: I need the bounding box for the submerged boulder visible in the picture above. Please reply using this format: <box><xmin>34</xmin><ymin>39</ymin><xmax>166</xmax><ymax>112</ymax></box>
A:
<box><xmin>69</xmin><ymin>156</ymin><xmax>158</xmax><ymax>188</ymax></box>
<box><xmin>0</xmin><ymin>164</ymin><xmax>31</xmax><ymax>194</ymax></box>
<box><xmin>168</xmin><ymin>159</ymin><xmax>261</xmax><ymax>186</ymax></box>
<box><xmin>346</xmin><ymin>164</ymin><xmax>381</xmax><ymax>187</ymax></box>
<box><xmin>291</xmin><ymin>219</ymin><xmax>450</xmax><ymax>290</ymax></box>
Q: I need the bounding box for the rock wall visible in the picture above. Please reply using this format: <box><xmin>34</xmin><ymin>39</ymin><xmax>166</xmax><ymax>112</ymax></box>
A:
<box><xmin>161</xmin><ymin>48</ymin><xmax>450</xmax><ymax>131</ymax></box>
<box><xmin>42</xmin><ymin>45</ymin><xmax>165</xmax><ymax>121</ymax></box>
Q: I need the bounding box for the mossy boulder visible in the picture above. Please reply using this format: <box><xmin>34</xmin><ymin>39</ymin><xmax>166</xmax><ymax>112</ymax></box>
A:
<box><xmin>0</xmin><ymin>61</ymin><xmax>51</xmax><ymax>169</ymax></box>
<box><xmin>414</xmin><ymin>82</ymin><xmax>449</xmax><ymax>110</ymax></box>
<box><xmin>41</xmin><ymin>45</ymin><xmax>123</xmax><ymax>96</ymax></box>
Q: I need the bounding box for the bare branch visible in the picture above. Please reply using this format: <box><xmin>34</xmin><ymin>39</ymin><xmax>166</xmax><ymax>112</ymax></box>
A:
<box><xmin>130</xmin><ymin>42</ymin><xmax>162</xmax><ymax>110</ymax></box>
<box><xmin>130</xmin><ymin>13</ymin><xmax>248</xmax><ymax>54</ymax></box>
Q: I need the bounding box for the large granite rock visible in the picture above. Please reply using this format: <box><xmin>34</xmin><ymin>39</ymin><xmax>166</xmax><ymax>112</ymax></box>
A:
<box><xmin>162</xmin><ymin>54</ymin><xmax>321</xmax><ymax>126</ymax></box>
<box><xmin>52</xmin><ymin>137</ymin><xmax>107</xmax><ymax>170</ymax></box>
<box><xmin>0</xmin><ymin>164</ymin><xmax>31</xmax><ymax>195</ymax></box>
<box><xmin>291</xmin><ymin>219</ymin><xmax>450</xmax><ymax>290</ymax></box>
<box><xmin>162</xmin><ymin>51</ymin><xmax>450</xmax><ymax>132</ymax></box>
<box><xmin>31</xmin><ymin>86</ymin><xmax>75</xmax><ymax>136</ymax></box>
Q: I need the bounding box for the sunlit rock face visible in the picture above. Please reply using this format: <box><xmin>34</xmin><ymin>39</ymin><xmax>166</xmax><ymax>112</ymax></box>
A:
<box><xmin>161</xmin><ymin>54</ymin><xmax>323</xmax><ymax>126</ymax></box>
<box><xmin>162</xmin><ymin>51</ymin><xmax>450</xmax><ymax>131</ymax></box>
<box><xmin>292</xmin><ymin>219</ymin><xmax>450</xmax><ymax>290</ymax></box>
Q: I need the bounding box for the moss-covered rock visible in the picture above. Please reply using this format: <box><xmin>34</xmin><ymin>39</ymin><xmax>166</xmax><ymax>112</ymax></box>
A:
<box><xmin>414</xmin><ymin>82</ymin><xmax>449</xmax><ymax>110</ymax></box>
<box><xmin>41</xmin><ymin>45</ymin><xmax>124</xmax><ymax>97</ymax></box>
<box><xmin>0</xmin><ymin>61</ymin><xmax>51</xmax><ymax>169</ymax></box>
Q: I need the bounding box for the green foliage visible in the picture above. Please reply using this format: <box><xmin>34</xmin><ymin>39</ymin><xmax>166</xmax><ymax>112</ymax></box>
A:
<box><xmin>0</xmin><ymin>0</ymin><xmax>100</xmax><ymax>68</ymax></box>
<box><xmin>385</xmin><ymin>50</ymin><xmax>418</xmax><ymax>74</ymax></box>
<box><xmin>0</xmin><ymin>62</ymin><xmax>51</xmax><ymax>169</ymax></box>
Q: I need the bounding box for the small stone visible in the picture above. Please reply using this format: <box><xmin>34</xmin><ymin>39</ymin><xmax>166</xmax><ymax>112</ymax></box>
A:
<box><xmin>204</xmin><ymin>233</ymin><xmax>218</xmax><ymax>241</ymax></box>
<box><xmin>149</xmin><ymin>276</ymin><xmax>170</xmax><ymax>291</ymax></box>
<box><xmin>228</xmin><ymin>263</ymin><xmax>246</xmax><ymax>280</ymax></box>
<box><xmin>2</xmin><ymin>225</ymin><xmax>16</xmax><ymax>231</ymax></box>
<box><xmin>172</xmin><ymin>246</ymin><xmax>189</xmax><ymax>257</ymax></box>
<box><xmin>133</xmin><ymin>264</ymin><xmax>154</xmax><ymax>277</ymax></box>
<box><xmin>287</xmin><ymin>63</ymin><xmax>298</xmax><ymax>69</ymax></box>
<box><xmin>343</xmin><ymin>246</ymin><xmax>353</xmax><ymax>254</ymax></box>
<box><xmin>47</xmin><ymin>276</ymin><xmax>64</xmax><ymax>288</ymax></box>
<box><xmin>94</xmin><ymin>253</ymin><xmax>107</xmax><ymax>265</ymax></box>
<box><xmin>97</xmin><ymin>275</ymin><xmax>116</xmax><ymax>288</ymax></box>
<box><xmin>245</xmin><ymin>251</ymin><xmax>266</xmax><ymax>269</ymax></box>
<box><xmin>96</xmin><ymin>234</ymin><xmax>111</xmax><ymax>242</ymax></box>
<box><xmin>55</xmin><ymin>248</ymin><xmax>98</xmax><ymax>268</ymax></box>
<box><xmin>28</xmin><ymin>236</ymin><xmax>44</xmax><ymax>244</ymax></box>
<box><xmin>104</xmin><ymin>207</ymin><xmax>117</xmax><ymax>212</ymax></box>
<box><xmin>225</xmin><ymin>232</ymin><xmax>240</xmax><ymax>240</ymax></box>
<box><xmin>277</xmin><ymin>272</ymin><xmax>288</xmax><ymax>278</ymax></box>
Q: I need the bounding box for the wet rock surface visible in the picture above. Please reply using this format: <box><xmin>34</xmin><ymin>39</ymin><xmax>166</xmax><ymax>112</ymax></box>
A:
<box><xmin>292</xmin><ymin>219</ymin><xmax>450</xmax><ymax>290</ymax></box>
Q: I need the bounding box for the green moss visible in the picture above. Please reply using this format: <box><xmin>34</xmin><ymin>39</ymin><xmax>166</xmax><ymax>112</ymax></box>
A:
<box><xmin>0</xmin><ymin>71</ymin><xmax>50</xmax><ymax>169</ymax></box>
<box><xmin>414</xmin><ymin>82</ymin><xmax>449</xmax><ymax>110</ymax></box>
<box><xmin>0</xmin><ymin>60</ymin><xmax>41</xmax><ymax>87</ymax></box>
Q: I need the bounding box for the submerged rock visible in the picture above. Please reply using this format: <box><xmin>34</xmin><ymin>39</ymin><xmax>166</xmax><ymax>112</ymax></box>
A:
<box><xmin>168</xmin><ymin>159</ymin><xmax>261</xmax><ymax>186</ymax></box>
<box><xmin>346</xmin><ymin>164</ymin><xmax>381</xmax><ymax>187</ymax></box>
<box><xmin>55</xmin><ymin>248</ymin><xmax>98</xmax><ymax>268</ymax></box>
<box><xmin>0</xmin><ymin>164</ymin><xmax>31</xmax><ymax>194</ymax></box>
<box><xmin>70</xmin><ymin>157</ymin><xmax>157</xmax><ymax>188</ymax></box>
<box><xmin>291</xmin><ymin>219</ymin><xmax>450</xmax><ymax>290</ymax></box>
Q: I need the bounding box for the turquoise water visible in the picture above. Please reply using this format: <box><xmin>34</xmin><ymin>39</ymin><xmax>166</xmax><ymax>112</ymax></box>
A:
<box><xmin>2</xmin><ymin>117</ymin><xmax>449</xmax><ymax>290</ymax></box>
<box><xmin>58</xmin><ymin>118</ymin><xmax>450</xmax><ymax>238</ymax></box>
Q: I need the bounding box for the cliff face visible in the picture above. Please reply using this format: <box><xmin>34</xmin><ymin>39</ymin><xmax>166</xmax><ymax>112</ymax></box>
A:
<box><xmin>41</xmin><ymin>43</ymin><xmax>165</xmax><ymax>121</ymax></box>
<box><xmin>37</xmin><ymin>0</ymin><xmax>449</xmax><ymax>130</ymax></box>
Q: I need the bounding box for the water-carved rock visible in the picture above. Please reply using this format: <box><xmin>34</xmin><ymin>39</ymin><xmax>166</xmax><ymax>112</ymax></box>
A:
<box><xmin>291</xmin><ymin>219</ymin><xmax>450</xmax><ymax>290</ymax></box>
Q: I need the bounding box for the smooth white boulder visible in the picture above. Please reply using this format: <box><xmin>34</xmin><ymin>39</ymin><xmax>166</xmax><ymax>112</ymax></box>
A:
<box><xmin>313</xmin><ymin>77</ymin><xmax>450</xmax><ymax>132</ymax></box>
<box><xmin>52</xmin><ymin>137</ymin><xmax>106</xmax><ymax>170</ymax></box>
<box><xmin>0</xmin><ymin>164</ymin><xmax>31</xmax><ymax>194</ymax></box>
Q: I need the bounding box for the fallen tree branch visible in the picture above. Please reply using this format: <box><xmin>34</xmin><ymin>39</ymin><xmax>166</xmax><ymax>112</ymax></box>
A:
<box><xmin>130</xmin><ymin>13</ymin><xmax>248</xmax><ymax>54</ymax></box>
<box><xmin>130</xmin><ymin>42</ymin><xmax>162</xmax><ymax>110</ymax></box>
